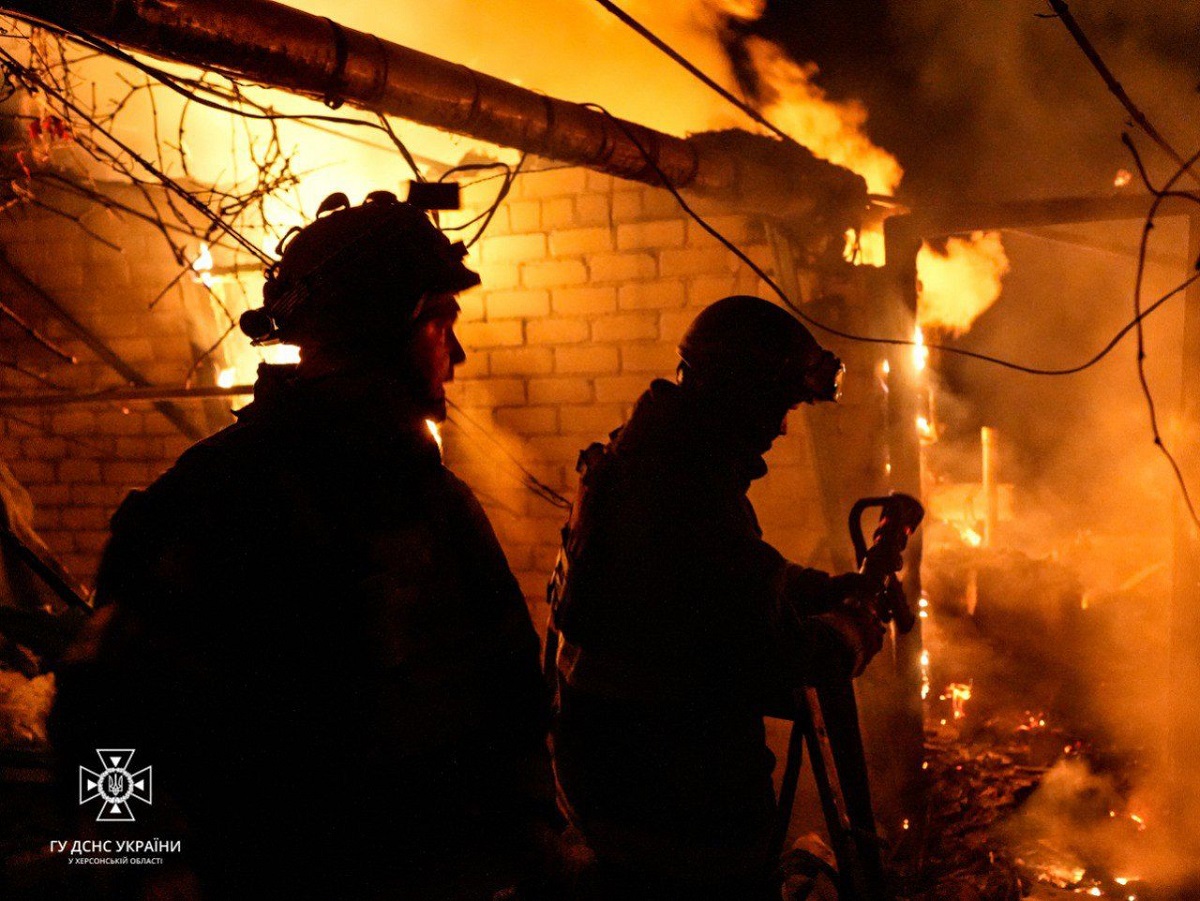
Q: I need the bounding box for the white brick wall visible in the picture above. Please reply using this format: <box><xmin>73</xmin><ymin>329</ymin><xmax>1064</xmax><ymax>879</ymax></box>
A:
<box><xmin>0</xmin><ymin>167</ymin><xmax>886</xmax><ymax>611</ymax></box>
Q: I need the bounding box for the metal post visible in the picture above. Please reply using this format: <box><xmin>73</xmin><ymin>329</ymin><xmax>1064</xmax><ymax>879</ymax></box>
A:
<box><xmin>980</xmin><ymin>426</ymin><xmax>998</xmax><ymax>548</ymax></box>
<box><xmin>880</xmin><ymin>216</ymin><xmax>927</xmax><ymax>824</ymax></box>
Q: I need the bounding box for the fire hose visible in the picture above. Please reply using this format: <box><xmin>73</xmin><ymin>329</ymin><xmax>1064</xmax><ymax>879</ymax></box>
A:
<box><xmin>776</xmin><ymin>492</ymin><xmax>924</xmax><ymax>901</ymax></box>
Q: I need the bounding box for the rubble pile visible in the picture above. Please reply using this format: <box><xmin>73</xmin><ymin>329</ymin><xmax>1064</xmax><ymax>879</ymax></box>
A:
<box><xmin>897</xmin><ymin>708</ymin><xmax>1166</xmax><ymax>900</ymax></box>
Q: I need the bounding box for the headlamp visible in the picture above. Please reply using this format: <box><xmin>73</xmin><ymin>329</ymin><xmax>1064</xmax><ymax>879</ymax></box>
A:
<box><xmin>803</xmin><ymin>349</ymin><xmax>845</xmax><ymax>404</ymax></box>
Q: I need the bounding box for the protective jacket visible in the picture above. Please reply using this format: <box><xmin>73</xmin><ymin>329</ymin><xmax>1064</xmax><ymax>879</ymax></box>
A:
<box><xmin>52</xmin><ymin>364</ymin><xmax>554</xmax><ymax>900</ymax></box>
<box><xmin>550</xmin><ymin>379</ymin><xmax>856</xmax><ymax>887</ymax></box>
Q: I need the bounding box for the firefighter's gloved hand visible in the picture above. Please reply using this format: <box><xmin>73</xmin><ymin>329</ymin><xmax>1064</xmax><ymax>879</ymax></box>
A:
<box><xmin>817</xmin><ymin>571</ymin><xmax>876</xmax><ymax>611</ymax></box>
<box><xmin>814</xmin><ymin>597</ymin><xmax>886</xmax><ymax>678</ymax></box>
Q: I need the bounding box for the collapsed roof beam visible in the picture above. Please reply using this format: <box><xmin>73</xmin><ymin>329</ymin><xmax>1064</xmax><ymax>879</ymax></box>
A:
<box><xmin>1</xmin><ymin>0</ymin><xmax>868</xmax><ymax>232</ymax></box>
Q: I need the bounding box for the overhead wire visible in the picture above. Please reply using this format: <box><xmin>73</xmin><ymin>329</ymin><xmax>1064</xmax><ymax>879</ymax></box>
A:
<box><xmin>591</xmin><ymin>2</ymin><xmax>1200</xmax><ymax>524</ymax></box>
<box><xmin>591</xmin><ymin>0</ymin><xmax>797</xmax><ymax>151</ymax></box>
<box><xmin>17</xmin><ymin>10</ymin><xmax>1200</xmax><ymax>517</ymax></box>
<box><xmin>12</xmin><ymin>14</ymin><xmax>434</xmax><ymax>185</ymax></box>
<box><xmin>0</xmin><ymin>42</ymin><xmax>271</xmax><ymax>264</ymax></box>
<box><xmin>581</xmin><ymin>103</ymin><xmax>1199</xmax><ymax>378</ymax></box>
<box><xmin>447</xmin><ymin>399</ymin><xmax>571</xmax><ymax>510</ymax></box>
<box><xmin>0</xmin><ymin>17</ymin><xmax>568</xmax><ymax>511</ymax></box>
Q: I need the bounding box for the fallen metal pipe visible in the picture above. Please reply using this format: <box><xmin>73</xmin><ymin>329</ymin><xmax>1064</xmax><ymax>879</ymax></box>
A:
<box><xmin>0</xmin><ymin>0</ymin><xmax>867</xmax><ymax>230</ymax></box>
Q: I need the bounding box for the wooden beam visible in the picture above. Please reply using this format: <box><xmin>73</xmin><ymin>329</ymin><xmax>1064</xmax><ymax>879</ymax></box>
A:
<box><xmin>899</xmin><ymin>194</ymin><xmax>1194</xmax><ymax>236</ymax></box>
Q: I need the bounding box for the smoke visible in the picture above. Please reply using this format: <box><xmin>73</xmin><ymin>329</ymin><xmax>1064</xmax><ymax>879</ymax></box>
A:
<box><xmin>879</xmin><ymin>1</ymin><xmax>1200</xmax><ymax>202</ymax></box>
<box><xmin>876</xmin><ymin>3</ymin><xmax>1200</xmax><ymax>887</ymax></box>
<box><xmin>999</xmin><ymin>756</ymin><xmax>1198</xmax><ymax>891</ymax></box>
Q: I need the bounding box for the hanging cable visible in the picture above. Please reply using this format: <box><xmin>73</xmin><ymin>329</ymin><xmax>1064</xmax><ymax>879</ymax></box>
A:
<box><xmin>447</xmin><ymin>399</ymin><xmax>571</xmax><ymax>509</ymax></box>
<box><xmin>582</xmin><ymin>102</ymin><xmax>1200</xmax><ymax>377</ymax></box>
<box><xmin>592</xmin><ymin>0</ymin><xmax>794</xmax><ymax>147</ymax></box>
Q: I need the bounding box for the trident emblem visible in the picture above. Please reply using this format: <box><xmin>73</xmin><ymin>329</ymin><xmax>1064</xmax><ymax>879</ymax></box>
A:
<box><xmin>79</xmin><ymin>749</ymin><xmax>153</xmax><ymax>822</ymax></box>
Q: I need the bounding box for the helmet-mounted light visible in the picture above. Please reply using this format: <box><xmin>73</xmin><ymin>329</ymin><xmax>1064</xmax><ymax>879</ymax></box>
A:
<box><xmin>240</xmin><ymin>184</ymin><xmax>476</xmax><ymax>347</ymax></box>
<box><xmin>802</xmin><ymin>349</ymin><xmax>845</xmax><ymax>404</ymax></box>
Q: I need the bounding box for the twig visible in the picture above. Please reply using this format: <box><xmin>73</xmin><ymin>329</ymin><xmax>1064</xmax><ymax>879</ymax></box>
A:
<box><xmin>1124</xmin><ymin>135</ymin><xmax>1200</xmax><ymax>528</ymax></box>
<box><xmin>1045</xmin><ymin>0</ymin><xmax>1200</xmax><ymax>188</ymax></box>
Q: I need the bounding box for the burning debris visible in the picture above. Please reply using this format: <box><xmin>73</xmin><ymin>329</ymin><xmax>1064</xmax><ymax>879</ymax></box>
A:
<box><xmin>895</xmin><ymin>691</ymin><xmax>1177</xmax><ymax>901</ymax></box>
<box><xmin>0</xmin><ymin>670</ymin><xmax>51</xmax><ymax>746</ymax></box>
<box><xmin>0</xmin><ymin>1</ymin><xmax>1195</xmax><ymax>899</ymax></box>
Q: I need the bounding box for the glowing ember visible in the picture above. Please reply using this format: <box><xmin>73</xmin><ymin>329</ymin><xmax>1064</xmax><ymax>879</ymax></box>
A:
<box><xmin>191</xmin><ymin>241</ymin><xmax>215</xmax><ymax>288</ymax></box>
<box><xmin>916</xmin><ymin>414</ymin><xmax>935</xmax><ymax>440</ymax></box>
<box><xmin>1113</xmin><ymin>169</ymin><xmax>1132</xmax><ymax>188</ymax></box>
<box><xmin>916</xmin><ymin>231</ymin><xmax>1009</xmax><ymax>336</ymax></box>
<box><xmin>426</xmin><ymin>419</ymin><xmax>444</xmax><ymax>455</ymax></box>
<box><xmin>1038</xmin><ymin>863</ymin><xmax>1087</xmax><ymax>887</ymax></box>
<box><xmin>912</xmin><ymin>325</ymin><xmax>929</xmax><ymax>372</ymax></box>
<box><xmin>216</xmin><ymin>367</ymin><xmax>238</xmax><ymax>389</ymax></box>
<box><xmin>940</xmin><ymin>682</ymin><xmax>973</xmax><ymax>719</ymax></box>
<box><xmin>959</xmin><ymin>526</ymin><xmax>983</xmax><ymax>547</ymax></box>
<box><xmin>843</xmin><ymin>227</ymin><xmax>886</xmax><ymax>267</ymax></box>
<box><xmin>920</xmin><ymin>648</ymin><xmax>931</xmax><ymax>700</ymax></box>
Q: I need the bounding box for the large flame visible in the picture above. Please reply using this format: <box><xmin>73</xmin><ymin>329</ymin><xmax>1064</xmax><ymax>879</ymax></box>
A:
<box><xmin>745</xmin><ymin>37</ymin><xmax>902</xmax><ymax>197</ymax></box>
<box><xmin>22</xmin><ymin>3</ymin><xmax>918</xmax><ymax>382</ymax></box>
<box><xmin>917</xmin><ymin>231</ymin><xmax>1010</xmax><ymax>336</ymax></box>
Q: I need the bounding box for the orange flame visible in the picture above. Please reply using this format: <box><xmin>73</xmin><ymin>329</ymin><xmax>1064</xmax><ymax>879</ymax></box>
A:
<box><xmin>745</xmin><ymin>37</ymin><xmax>902</xmax><ymax>197</ymax></box>
<box><xmin>940</xmin><ymin>682</ymin><xmax>973</xmax><ymax>719</ymax></box>
<box><xmin>912</xmin><ymin>326</ymin><xmax>929</xmax><ymax>373</ymax></box>
<box><xmin>917</xmin><ymin>231</ymin><xmax>1010</xmax><ymax>336</ymax></box>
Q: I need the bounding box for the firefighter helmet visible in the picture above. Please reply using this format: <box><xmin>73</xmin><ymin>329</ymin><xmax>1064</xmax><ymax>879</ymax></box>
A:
<box><xmin>678</xmin><ymin>295</ymin><xmax>843</xmax><ymax>404</ymax></box>
<box><xmin>239</xmin><ymin>191</ymin><xmax>480</xmax><ymax>347</ymax></box>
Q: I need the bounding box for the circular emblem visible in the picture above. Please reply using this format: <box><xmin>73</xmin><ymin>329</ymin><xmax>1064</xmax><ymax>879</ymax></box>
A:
<box><xmin>97</xmin><ymin>766</ymin><xmax>134</xmax><ymax>804</ymax></box>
